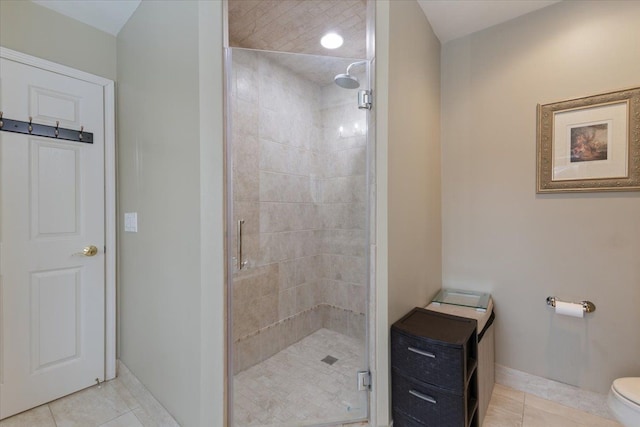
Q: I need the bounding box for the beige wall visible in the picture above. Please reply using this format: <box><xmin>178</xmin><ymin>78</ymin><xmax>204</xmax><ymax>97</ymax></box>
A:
<box><xmin>117</xmin><ymin>1</ymin><xmax>225</xmax><ymax>426</ymax></box>
<box><xmin>442</xmin><ymin>0</ymin><xmax>640</xmax><ymax>393</ymax></box>
<box><xmin>387</xmin><ymin>0</ymin><xmax>442</xmax><ymax>325</ymax></box>
<box><xmin>196</xmin><ymin>2</ymin><xmax>226</xmax><ymax>424</ymax></box>
<box><xmin>375</xmin><ymin>0</ymin><xmax>442</xmax><ymax>424</ymax></box>
<box><xmin>0</xmin><ymin>0</ymin><xmax>116</xmax><ymax>80</ymax></box>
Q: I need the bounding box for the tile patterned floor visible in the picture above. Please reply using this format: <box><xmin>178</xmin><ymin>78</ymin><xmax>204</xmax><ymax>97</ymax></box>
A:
<box><xmin>233</xmin><ymin>328</ymin><xmax>368</xmax><ymax>426</ymax></box>
<box><xmin>1</xmin><ymin>350</ymin><xmax>624</xmax><ymax>427</ymax></box>
<box><xmin>0</xmin><ymin>362</ymin><xmax>178</xmax><ymax>427</ymax></box>
<box><xmin>483</xmin><ymin>383</ymin><xmax>622</xmax><ymax>427</ymax></box>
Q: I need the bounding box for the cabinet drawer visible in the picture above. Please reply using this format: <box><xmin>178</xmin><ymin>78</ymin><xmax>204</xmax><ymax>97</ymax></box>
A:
<box><xmin>392</xmin><ymin>370</ymin><xmax>465</xmax><ymax>427</ymax></box>
<box><xmin>392</xmin><ymin>409</ymin><xmax>425</xmax><ymax>427</ymax></box>
<box><xmin>391</xmin><ymin>330</ymin><xmax>464</xmax><ymax>390</ymax></box>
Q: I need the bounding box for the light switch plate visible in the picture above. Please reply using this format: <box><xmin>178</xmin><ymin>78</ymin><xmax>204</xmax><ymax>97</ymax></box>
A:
<box><xmin>124</xmin><ymin>212</ymin><xmax>138</xmax><ymax>232</ymax></box>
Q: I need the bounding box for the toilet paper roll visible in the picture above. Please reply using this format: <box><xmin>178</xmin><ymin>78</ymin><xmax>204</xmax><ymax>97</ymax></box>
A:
<box><xmin>555</xmin><ymin>301</ymin><xmax>584</xmax><ymax>318</ymax></box>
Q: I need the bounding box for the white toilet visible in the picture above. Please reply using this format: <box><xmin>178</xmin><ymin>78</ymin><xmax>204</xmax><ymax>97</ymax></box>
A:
<box><xmin>608</xmin><ymin>377</ymin><xmax>640</xmax><ymax>427</ymax></box>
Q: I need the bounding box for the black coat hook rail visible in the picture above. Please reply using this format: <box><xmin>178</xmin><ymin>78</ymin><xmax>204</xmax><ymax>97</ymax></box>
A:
<box><xmin>0</xmin><ymin>114</ymin><xmax>93</xmax><ymax>144</ymax></box>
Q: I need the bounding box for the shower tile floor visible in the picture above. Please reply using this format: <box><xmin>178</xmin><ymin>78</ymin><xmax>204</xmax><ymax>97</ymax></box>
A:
<box><xmin>233</xmin><ymin>328</ymin><xmax>367</xmax><ymax>427</ymax></box>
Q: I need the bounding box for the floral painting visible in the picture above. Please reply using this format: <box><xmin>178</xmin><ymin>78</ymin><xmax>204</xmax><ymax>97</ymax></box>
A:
<box><xmin>570</xmin><ymin>123</ymin><xmax>608</xmax><ymax>163</ymax></box>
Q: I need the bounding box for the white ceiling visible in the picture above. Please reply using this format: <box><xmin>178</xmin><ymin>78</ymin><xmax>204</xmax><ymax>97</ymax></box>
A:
<box><xmin>30</xmin><ymin>0</ymin><xmax>560</xmax><ymax>43</ymax></box>
<box><xmin>418</xmin><ymin>0</ymin><xmax>561</xmax><ymax>43</ymax></box>
<box><xmin>32</xmin><ymin>0</ymin><xmax>140</xmax><ymax>36</ymax></box>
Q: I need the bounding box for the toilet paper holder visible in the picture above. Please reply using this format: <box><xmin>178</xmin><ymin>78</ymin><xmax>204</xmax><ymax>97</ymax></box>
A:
<box><xmin>546</xmin><ymin>296</ymin><xmax>596</xmax><ymax>313</ymax></box>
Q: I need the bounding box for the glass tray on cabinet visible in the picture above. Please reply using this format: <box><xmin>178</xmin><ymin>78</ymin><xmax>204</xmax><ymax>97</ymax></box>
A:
<box><xmin>431</xmin><ymin>288</ymin><xmax>490</xmax><ymax>312</ymax></box>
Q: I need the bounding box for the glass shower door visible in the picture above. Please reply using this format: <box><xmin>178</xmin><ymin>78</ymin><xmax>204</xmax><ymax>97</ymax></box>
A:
<box><xmin>227</xmin><ymin>48</ymin><xmax>371</xmax><ymax>426</ymax></box>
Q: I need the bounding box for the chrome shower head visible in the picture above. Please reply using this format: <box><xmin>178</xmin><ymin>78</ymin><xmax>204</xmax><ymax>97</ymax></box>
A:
<box><xmin>334</xmin><ymin>73</ymin><xmax>360</xmax><ymax>89</ymax></box>
<box><xmin>334</xmin><ymin>60</ymin><xmax>367</xmax><ymax>89</ymax></box>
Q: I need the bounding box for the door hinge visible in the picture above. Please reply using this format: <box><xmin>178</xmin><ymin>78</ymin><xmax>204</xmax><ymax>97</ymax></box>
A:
<box><xmin>357</xmin><ymin>370</ymin><xmax>371</xmax><ymax>391</ymax></box>
<box><xmin>358</xmin><ymin>90</ymin><xmax>372</xmax><ymax>110</ymax></box>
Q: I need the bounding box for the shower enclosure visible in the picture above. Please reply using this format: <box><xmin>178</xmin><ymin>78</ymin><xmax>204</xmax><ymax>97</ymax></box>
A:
<box><xmin>226</xmin><ymin>46</ymin><xmax>373</xmax><ymax>426</ymax></box>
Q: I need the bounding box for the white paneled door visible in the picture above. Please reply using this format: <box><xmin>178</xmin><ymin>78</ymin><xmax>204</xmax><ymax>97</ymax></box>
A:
<box><xmin>0</xmin><ymin>58</ymin><xmax>105</xmax><ymax>419</ymax></box>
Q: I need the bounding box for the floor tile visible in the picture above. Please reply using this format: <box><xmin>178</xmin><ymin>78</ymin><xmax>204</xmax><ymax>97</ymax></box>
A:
<box><xmin>492</xmin><ymin>383</ymin><xmax>525</xmax><ymax>403</ymax></box>
<box><xmin>116</xmin><ymin>363</ymin><xmax>179</xmax><ymax>427</ymax></box>
<box><xmin>523</xmin><ymin>394</ymin><xmax>622</xmax><ymax>427</ymax></box>
<box><xmin>131</xmin><ymin>403</ymin><xmax>178</xmax><ymax>427</ymax></box>
<box><xmin>1</xmin><ymin>360</ymin><xmax>623</xmax><ymax>427</ymax></box>
<box><xmin>99</xmin><ymin>412</ymin><xmax>144</xmax><ymax>427</ymax></box>
<box><xmin>0</xmin><ymin>405</ymin><xmax>56</xmax><ymax>427</ymax></box>
<box><xmin>483</xmin><ymin>411</ymin><xmax>524</xmax><ymax>427</ymax></box>
<box><xmin>106</xmin><ymin>378</ymin><xmax>141</xmax><ymax>411</ymax></box>
<box><xmin>483</xmin><ymin>384</ymin><xmax>525</xmax><ymax>427</ymax></box>
<box><xmin>233</xmin><ymin>328</ymin><xmax>367</xmax><ymax>426</ymax></box>
<box><xmin>49</xmin><ymin>384</ymin><xmax>131</xmax><ymax>427</ymax></box>
<box><xmin>1</xmin><ymin>364</ymin><xmax>178</xmax><ymax>427</ymax></box>
<box><xmin>496</xmin><ymin>364</ymin><xmax>615</xmax><ymax>420</ymax></box>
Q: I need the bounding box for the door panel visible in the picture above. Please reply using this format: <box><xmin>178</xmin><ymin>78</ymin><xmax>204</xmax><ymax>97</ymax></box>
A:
<box><xmin>31</xmin><ymin>268</ymin><xmax>81</xmax><ymax>371</ymax></box>
<box><xmin>29</xmin><ymin>86</ymin><xmax>81</xmax><ymax>125</ymax></box>
<box><xmin>0</xmin><ymin>58</ymin><xmax>105</xmax><ymax>419</ymax></box>
<box><xmin>32</xmin><ymin>142</ymin><xmax>81</xmax><ymax>236</ymax></box>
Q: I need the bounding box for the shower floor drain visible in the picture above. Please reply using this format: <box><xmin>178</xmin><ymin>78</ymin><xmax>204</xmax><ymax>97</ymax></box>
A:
<box><xmin>321</xmin><ymin>355</ymin><xmax>338</xmax><ymax>365</ymax></box>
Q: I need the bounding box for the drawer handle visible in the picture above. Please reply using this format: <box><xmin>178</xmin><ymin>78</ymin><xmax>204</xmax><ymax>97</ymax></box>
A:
<box><xmin>409</xmin><ymin>389</ymin><xmax>437</xmax><ymax>404</ymax></box>
<box><xmin>408</xmin><ymin>346</ymin><xmax>436</xmax><ymax>358</ymax></box>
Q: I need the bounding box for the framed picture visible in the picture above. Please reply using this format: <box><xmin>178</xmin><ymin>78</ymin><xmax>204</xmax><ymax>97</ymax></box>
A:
<box><xmin>537</xmin><ymin>86</ymin><xmax>640</xmax><ymax>193</ymax></box>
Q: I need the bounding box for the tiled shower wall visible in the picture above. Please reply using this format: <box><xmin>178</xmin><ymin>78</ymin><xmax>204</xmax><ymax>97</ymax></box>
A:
<box><xmin>231</xmin><ymin>49</ymin><xmax>367</xmax><ymax>373</ymax></box>
<box><xmin>317</xmin><ymin>83</ymin><xmax>367</xmax><ymax>340</ymax></box>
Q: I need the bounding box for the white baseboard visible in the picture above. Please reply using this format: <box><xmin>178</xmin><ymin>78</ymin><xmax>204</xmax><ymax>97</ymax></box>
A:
<box><xmin>495</xmin><ymin>364</ymin><xmax>615</xmax><ymax>420</ymax></box>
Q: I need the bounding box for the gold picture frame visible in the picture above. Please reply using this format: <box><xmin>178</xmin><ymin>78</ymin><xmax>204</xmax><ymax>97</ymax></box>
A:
<box><xmin>537</xmin><ymin>86</ymin><xmax>640</xmax><ymax>193</ymax></box>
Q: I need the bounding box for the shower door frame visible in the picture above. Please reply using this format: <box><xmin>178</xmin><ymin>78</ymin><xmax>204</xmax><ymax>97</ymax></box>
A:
<box><xmin>223</xmin><ymin>1</ymin><xmax>377</xmax><ymax>423</ymax></box>
<box><xmin>223</xmin><ymin>49</ymin><xmax>375</xmax><ymax>426</ymax></box>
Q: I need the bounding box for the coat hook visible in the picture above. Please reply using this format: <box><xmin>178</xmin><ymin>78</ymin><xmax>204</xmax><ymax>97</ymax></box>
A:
<box><xmin>28</xmin><ymin>116</ymin><xmax>33</xmax><ymax>133</ymax></box>
<box><xmin>55</xmin><ymin>121</ymin><xmax>59</xmax><ymax>137</ymax></box>
<box><xmin>79</xmin><ymin>125</ymin><xmax>84</xmax><ymax>140</ymax></box>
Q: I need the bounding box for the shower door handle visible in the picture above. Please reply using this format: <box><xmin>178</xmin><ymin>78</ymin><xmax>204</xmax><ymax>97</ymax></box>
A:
<box><xmin>237</xmin><ymin>219</ymin><xmax>247</xmax><ymax>270</ymax></box>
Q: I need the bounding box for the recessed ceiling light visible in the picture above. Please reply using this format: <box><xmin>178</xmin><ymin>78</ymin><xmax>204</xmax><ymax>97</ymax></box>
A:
<box><xmin>321</xmin><ymin>33</ymin><xmax>343</xmax><ymax>49</ymax></box>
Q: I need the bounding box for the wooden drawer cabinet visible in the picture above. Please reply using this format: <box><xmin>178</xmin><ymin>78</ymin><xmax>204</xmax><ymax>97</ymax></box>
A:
<box><xmin>391</xmin><ymin>308</ymin><xmax>479</xmax><ymax>427</ymax></box>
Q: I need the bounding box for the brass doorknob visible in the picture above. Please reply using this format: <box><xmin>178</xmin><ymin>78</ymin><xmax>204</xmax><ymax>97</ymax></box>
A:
<box><xmin>81</xmin><ymin>245</ymin><xmax>98</xmax><ymax>256</ymax></box>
